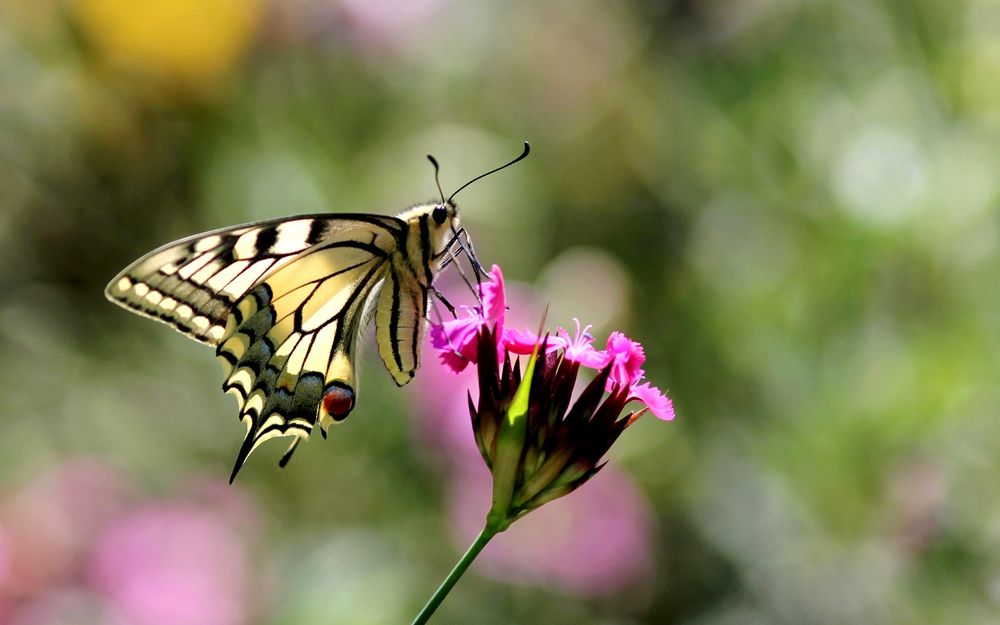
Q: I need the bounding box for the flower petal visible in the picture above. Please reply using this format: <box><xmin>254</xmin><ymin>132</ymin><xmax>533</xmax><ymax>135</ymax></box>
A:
<box><xmin>430</xmin><ymin>317</ymin><xmax>483</xmax><ymax>374</ymax></box>
<box><xmin>604</xmin><ymin>332</ymin><xmax>646</xmax><ymax>387</ymax></box>
<box><xmin>552</xmin><ymin>322</ymin><xmax>605</xmax><ymax>368</ymax></box>
<box><xmin>502</xmin><ymin>327</ymin><xmax>542</xmax><ymax>355</ymax></box>
<box><xmin>481</xmin><ymin>264</ymin><xmax>506</xmax><ymax>325</ymax></box>
<box><xmin>630</xmin><ymin>382</ymin><xmax>674</xmax><ymax>421</ymax></box>
<box><xmin>564</xmin><ymin>343</ymin><xmax>608</xmax><ymax>369</ymax></box>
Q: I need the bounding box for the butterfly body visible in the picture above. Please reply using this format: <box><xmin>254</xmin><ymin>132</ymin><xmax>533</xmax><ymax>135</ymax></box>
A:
<box><xmin>106</xmin><ymin>202</ymin><xmax>460</xmax><ymax>479</ymax></box>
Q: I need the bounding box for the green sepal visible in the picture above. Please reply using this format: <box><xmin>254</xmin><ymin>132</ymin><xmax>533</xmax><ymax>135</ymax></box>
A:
<box><xmin>487</xmin><ymin>346</ymin><xmax>538</xmax><ymax>530</ymax></box>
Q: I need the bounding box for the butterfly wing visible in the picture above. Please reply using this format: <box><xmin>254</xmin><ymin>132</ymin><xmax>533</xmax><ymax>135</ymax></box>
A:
<box><xmin>107</xmin><ymin>214</ymin><xmax>408</xmax><ymax>480</ymax></box>
<box><xmin>105</xmin><ymin>215</ymin><xmax>402</xmax><ymax>345</ymax></box>
<box><xmin>374</xmin><ymin>270</ymin><xmax>429</xmax><ymax>386</ymax></box>
<box><xmin>215</xmin><ymin>224</ymin><xmax>404</xmax><ymax>480</ymax></box>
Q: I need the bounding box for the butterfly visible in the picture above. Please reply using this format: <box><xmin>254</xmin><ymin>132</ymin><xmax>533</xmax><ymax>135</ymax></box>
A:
<box><xmin>105</xmin><ymin>143</ymin><xmax>530</xmax><ymax>481</ymax></box>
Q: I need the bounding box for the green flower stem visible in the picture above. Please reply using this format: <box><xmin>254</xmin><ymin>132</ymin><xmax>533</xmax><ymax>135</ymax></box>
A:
<box><xmin>410</xmin><ymin>525</ymin><xmax>499</xmax><ymax>625</ymax></box>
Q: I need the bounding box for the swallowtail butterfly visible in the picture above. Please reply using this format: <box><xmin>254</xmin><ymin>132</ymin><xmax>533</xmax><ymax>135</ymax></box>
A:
<box><xmin>105</xmin><ymin>143</ymin><xmax>529</xmax><ymax>480</ymax></box>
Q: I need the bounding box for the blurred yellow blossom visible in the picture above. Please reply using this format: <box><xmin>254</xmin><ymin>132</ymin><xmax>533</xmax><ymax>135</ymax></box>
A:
<box><xmin>73</xmin><ymin>0</ymin><xmax>262</xmax><ymax>86</ymax></box>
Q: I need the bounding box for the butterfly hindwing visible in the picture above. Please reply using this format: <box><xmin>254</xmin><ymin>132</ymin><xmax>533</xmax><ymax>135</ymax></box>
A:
<box><xmin>215</xmin><ymin>234</ymin><xmax>398</xmax><ymax>480</ymax></box>
<box><xmin>375</xmin><ymin>269</ymin><xmax>429</xmax><ymax>386</ymax></box>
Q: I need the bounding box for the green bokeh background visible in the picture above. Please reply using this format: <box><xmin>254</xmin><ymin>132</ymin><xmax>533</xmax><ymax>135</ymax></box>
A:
<box><xmin>2</xmin><ymin>0</ymin><xmax>999</xmax><ymax>623</ymax></box>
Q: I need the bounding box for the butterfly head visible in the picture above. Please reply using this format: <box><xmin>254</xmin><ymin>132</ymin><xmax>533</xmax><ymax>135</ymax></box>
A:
<box><xmin>397</xmin><ymin>200</ymin><xmax>460</xmax><ymax>259</ymax></box>
<box><xmin>431</xmin><ymin>202</ymin><xmax>453</xmax><ymax>226</ymax></box>
<box><xmin>431</xmin><ymin>200</ymin><xmax>461</xmax><ymax>250</ymax></box>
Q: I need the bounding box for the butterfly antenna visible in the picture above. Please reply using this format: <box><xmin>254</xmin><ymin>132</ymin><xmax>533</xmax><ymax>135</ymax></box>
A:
<box><xmin>427</xmin><ymin>154</ymin><xmax>446</xmax><ymax>204</ymax></box>
<box><xmin>447</xmin><ymin>141</ymin><xmax>530</xmax><ymax>203</ymax></box>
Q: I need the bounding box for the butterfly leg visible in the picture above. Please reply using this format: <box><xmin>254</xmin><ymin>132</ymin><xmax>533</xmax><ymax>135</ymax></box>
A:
<box><xmin>437</xmin><ymin>234</ymin><xmax>485</xmax><ymax>304</ymax></box>
<box><xmin>439</xmin><ymin>227</ymin><xmax>486</xmax><ymax>278</ymax></box>
<box><xmin>431</xmin><ymin>286</ymin><xmax>458</xmax><ymax>318</ymax></box>
<box><xmin>453</xmin><ymin>226</ymin><xmax>487</xmax><ymax>280</ymax></box>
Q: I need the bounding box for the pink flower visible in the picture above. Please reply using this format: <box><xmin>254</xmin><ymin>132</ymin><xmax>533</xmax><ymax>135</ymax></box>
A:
<box><xmin>416</xmin><ymin>266</ymin><xmax>673</xmax><ymax>599</ymax></box>
<box><xmin>481</xmin><ymin>264</ymin><xmax>507</xmax><ymax>326</ymax></box>
<box><xmin>554</xmin><ymin>319</ymin><xmax>606</xmax><ymax>368</ymax></box>
<box><xmin>631</xmin><ymin>381</ymin><xmax>675</xmax><ymax>421</ymax></box>
<box><xmin>603</xmin><ymin>331</ymin><xmax>647</xmax><ymax>387</ymax></box>
<box><xmin>426</xmin><ymin>263</ymin><xmax>677</xmax><ymax>542</ymax></box>
<box><xmin>88</xmin><ymin>499</ymin><xmax>253</xmax><ymax>625</ymax></box>
<box><xmin>596</xmin><ymin>332</ymin><xmax>674</xmax><ymax>421</ymax></box>
<box><xmin>429</xmin><ymin>265</ymin><xmax>507</xmax><ymax>373</ymax></box>
<box><xmin>430</xmin><ymin>263</ymin><xmax>675</xmax><ymax>426</ymax></box>
<box><xmin>428</xmin><ymin>319</ymin><xmax>482</xmax><ymax>374</ymax></box>
<box><xmin>500</xmin><ymin>326</ymin><xmax>545</xmax><ymax>355</ymax></box>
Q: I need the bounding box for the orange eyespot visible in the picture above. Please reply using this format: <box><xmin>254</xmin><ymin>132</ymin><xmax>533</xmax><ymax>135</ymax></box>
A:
<box><xmin>322</xmin><ymin>384</ymin><xmax>355</xmax><ymax>422</ymax></box>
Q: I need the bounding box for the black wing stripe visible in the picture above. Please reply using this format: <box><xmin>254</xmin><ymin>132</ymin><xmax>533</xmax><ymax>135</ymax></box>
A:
<box><xmin>389</xmin><ymin>273</ymin><xmax>404</xmax><ymax>371</ymax></box>
<box><xmin>307</xmin><ymin>219</ymin><xmax>329</xmax><ymax>245</ymax></box>
<box><xmin>418</xmin><ymin>214</ymin><xmax>434</xmax><ymax>284</ymax></box>
<box><xmin>313</xmin><ymin>239</ymin><xmax>390</xmax><ymax>258</ymax></box>
<box><xmin>253</xmin><ymin>226</ymin><xmax>278</xmax><ymax>256</ymax></box>
<box><xmin>410</xmin><ymin>285</ymin><xmax>428</xmax><ymax>371</ymax></box>
<box><xmin>292</xmin><ymin>282</ymin><xmax>323</xmax><ymax>331</ymax></box>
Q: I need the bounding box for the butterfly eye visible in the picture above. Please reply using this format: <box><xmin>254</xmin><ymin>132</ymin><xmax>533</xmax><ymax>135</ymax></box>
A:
<box><xmin>432</xmin><ymin>205</ymin><xmax>448</xmax><ymax>225</ymax></box>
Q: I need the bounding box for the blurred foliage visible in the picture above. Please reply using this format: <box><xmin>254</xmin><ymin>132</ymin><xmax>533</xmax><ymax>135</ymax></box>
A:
<box><xmin>2</xmin><ymin>0</ymin><xmax>1000</xmax><ymax>624</ymax></box>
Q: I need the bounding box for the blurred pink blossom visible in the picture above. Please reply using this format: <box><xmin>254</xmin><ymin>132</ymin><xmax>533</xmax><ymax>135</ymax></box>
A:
<box><xmin>88</xmin><ymin>499</ymin><xmax>253</xmax><ymax>625</ymax></box>
<box><xmin>0</xmin><ymin>459</ymin><xmax>133</xmax><ymax>597</ymax></box>
<box><xmin>7</xmin><ymin>590</ymin><xmax>115</xmax><ymax>625</ymax></box>
<box><xmin>448</xmin><ymin>461</ymin><xmax>655</xmax><ymax>597</ymax></box>
<box><xmin>336</xmin><ymin>0</ymin><xmax>448</xmax><ymax>57</ymax></box>
<box><xmin>0</xmin><ymin>461</ymin><xmax>262</xmax><ymax>625</ymax></box>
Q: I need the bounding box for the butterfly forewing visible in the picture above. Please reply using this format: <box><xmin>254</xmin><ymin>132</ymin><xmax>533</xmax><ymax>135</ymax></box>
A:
<box><xmin>105</xmin><ymin>214</ymin><xmax>403</xmax><ymax>345</ymax></box>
